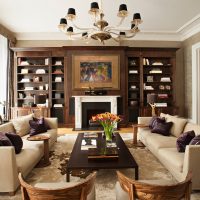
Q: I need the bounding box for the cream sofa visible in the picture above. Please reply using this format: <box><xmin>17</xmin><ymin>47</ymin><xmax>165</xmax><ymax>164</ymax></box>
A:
<box><xmin>138</xmin><ymin>114</ymin><xmax>200</xmax><ymax>190</ymax></box>
<box><xmin>0</xmin><ymin>117</ymin><xmax>58</xmax><ymax>194</ymax></box>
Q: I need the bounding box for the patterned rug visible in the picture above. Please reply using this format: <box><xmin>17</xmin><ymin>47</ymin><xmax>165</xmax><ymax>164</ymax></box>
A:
<box><xmin>1</xmin><ymin>133</ymin><xmax>200</xmax><ymax>200</ymax></box>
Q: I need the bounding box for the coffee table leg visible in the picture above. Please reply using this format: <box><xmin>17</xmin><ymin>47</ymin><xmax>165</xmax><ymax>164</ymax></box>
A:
<box><xmin>135</xmin><ymin>167</ymin><xmax>139</xmax><ymax>180</ymax></box>
<box><xmin>66</xmin><ymin>168</ymin><xmax>70</xmax><ymax>182</ymax></box>
<box><xmin>133</xmin><ymin>126</ymin><xmax>138</xmax><ymax>145</ymax></box>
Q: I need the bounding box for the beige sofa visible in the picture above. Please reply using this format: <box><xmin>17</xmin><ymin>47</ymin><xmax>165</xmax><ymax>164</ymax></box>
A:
<box><xmin>0</xmin><ymin>117</ymin><xmax>58</xmax><ymax>194</ymax></box>
<box><xmin>138</xmin><ymin>114</ymin><xmax>200</xmax><ymax>190</ymax></box>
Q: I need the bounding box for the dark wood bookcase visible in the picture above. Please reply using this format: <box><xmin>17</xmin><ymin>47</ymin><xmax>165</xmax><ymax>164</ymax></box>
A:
<box><xmin>12</xmin><ymin>47</ymin><xmax>178</xmax><ymax>127</ymax></box>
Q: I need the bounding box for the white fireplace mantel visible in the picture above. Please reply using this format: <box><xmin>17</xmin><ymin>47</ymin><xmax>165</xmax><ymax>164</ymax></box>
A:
<box><xmin>72</xmin><ymin>95</ymin><xmax>120</xmax><ymax>129</ymax></box>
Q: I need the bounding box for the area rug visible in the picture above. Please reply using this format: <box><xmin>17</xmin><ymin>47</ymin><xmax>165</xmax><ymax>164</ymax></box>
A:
<box><xmin>1</xmin><ymin>133</ymin><xmax>200</xmax><ymax>200</ymax></box>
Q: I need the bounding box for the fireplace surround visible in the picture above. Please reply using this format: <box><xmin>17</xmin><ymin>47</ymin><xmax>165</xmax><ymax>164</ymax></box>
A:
<box><xmin>73</xmin><ymin>96</ymin><xmax>120</xmax><ymax>130</ymax></box>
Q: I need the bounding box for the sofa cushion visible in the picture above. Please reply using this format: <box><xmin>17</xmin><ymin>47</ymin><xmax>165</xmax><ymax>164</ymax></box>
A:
<box><xmin>0</xmin><ymin>132</ymin><xmax>13</xmax><ymax>146</ymax></box>
<box><xmin>184</xmin><ymin>122</ymin><xmax>200</xmax><ymax>136</ymax></box>
<box><xmin>11</xmin><ymin>114</ymin><xmax>33</xmax><ymax>136</ymax></box>
<box><xmin>158</xmin><ymin>148</ymin><xmax>184</xmax><ymax>173</ymax></box>
<box><xmin>176</xmin><ymin>130</ymin><xmax>195</xmax><ymax>152</ymax></box>
<box><xmin>29</xmin><ymin>118</ymin><xmax>48</xmax><ymax>136</ymax></box>
<box><xmin>146</xmin><ymin>134</ymin><xmax>177</xmax><ymax>150</ymax></box>
<box><xmin>149</xmin><ymin>117</ymin><xmax>165</xmax><ymax>129</ymax></box>
<box><xmin>33</xmin><ymin>117</ymin><xmax>50</xmax><ymax>130</ymax></box>
<box><xmin>189</xmin><ymin>135</ymin><xmax>200</xmax><ymax>145</ymax></box>
<box><xmin>5</xmin><ymin>132</ymin><xmax>23</xmax><ymax>154</ymax></box>
<box><xmin>151</xmin><ymin>121</ymin><xmax>173</xmax><ymax>136</ymax></box>
<box><xmin>165</xmin><ymin>115</ymin><xmax>187</xmax><ymax>138</ymax></box>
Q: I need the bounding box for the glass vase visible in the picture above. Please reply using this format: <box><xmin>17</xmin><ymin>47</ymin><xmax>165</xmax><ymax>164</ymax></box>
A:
<box><xmin>104</xmin><ymin>126</ymin><xmax>113</xmax><ymax>142</ymax></box>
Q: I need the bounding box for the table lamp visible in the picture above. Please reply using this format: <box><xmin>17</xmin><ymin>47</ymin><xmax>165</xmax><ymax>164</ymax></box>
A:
<box><xmin>34</xmin><ymin>94</ymin><xmax>47</xmax><ymax>107</ymax></box>
<box><xmin>147</xmin><ymin>93</ymin><xmax>157</xmax><ymax>116</ymax></box>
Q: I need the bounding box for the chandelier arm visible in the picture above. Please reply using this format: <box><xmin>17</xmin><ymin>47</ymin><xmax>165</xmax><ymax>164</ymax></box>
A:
<box><xmin>71</xmin><ymin>21</ymin><xmax>96</xmax><ymax>31</ymax></box>
<box><xmin>104</xmin><ymin>17</ymin><xmax>126</xmax><ymax>31</ymax></box>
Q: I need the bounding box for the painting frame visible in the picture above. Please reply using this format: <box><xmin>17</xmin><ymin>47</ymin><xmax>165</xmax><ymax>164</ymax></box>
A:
<box><xmin>72</xmin><ymin>55</ymin><xmax>120</xmax><ymax>90</ymax></box>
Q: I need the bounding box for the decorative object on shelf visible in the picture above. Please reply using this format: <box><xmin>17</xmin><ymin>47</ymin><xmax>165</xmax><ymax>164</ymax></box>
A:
<box><xmin>129</xmin><ymin>60</ymin><xmax>137</xmax><ymax>66</ymax></box>
<box><xmin>155</xmin><ymin>102</ymin><xmax>167</xmax><ymax>107</ymax></box>
<box><xmin>58</xmin><ymin>2</ymin><xmax>142</xmax><ymax>44</ymax></box>
<box><xmin>54</xmin><ymin>61</ymin><xmax>62</xmax><ymax>65</ymax></box>
<box><xmin>147</xmin><ymin>76</ymin><xmax>153</xmax><ymax>82</ymax></box>
<box><xmin>144</xmin><ymin>84</ymin><xmax>154</xmax><ymax>90</ymax></box>
<box><xmin>130</xmin><ymin>85</ymin><xmax>136</xmax><ymax>89</ymax></box>
<box><xmin>53</xmin><ymin>69</ymin><xmax>63</xmax><ymax>74</ymax></box>
<box><xmin>55</xmin><ymin>77</ymin><xmax>62</xmax><ymax>82</ymax></box>
<box><xmin>45</xmin><ymin>84</ymin><xmax>49</xmax><ymax>90</ymax></box>
<box><xmin>92</xmin><ymin>112</ymin><xmax>122</xmax><ymax>142</ymax></box>
<box><xmin>36</xmin><ymin>69</ymin><xmax>46</xmax><ymax>74</ymax></box>
<box><xmin>165</xmin><ymin>85</ymin><xmax>171</xmax><ymax>90</ymax></box>
<box><xmin>34</xmin><ymin>94</ymin><xmax>47</xmax><ymax>107</ymax></box>
<box><xmin>21</xmin><ymin>69</ymin><xmax>29</xmax><ymax>74</ymax></box>
<box><xmin>55</xmin><ymin>93</ymin><xmax>61</xmax><ymax>99</ymax></box>
<box><xmin>20</xmin><ymin>78</ymin><xmax>30</xmax><ymax>83</ymax></box>
<box><xmin>45</xmin><ymin>58</ymin><xmax>49</xmax><ymax>65</ymax></box>
<box><xmin>39</xmin><ymin>86</ymin><xmax>44</xmax><ymax>90</ymax></box>
<box><xmin>159</xmin><ymin>85</ymin><xmax>165</xmax><ymax>90</ymax></box>
<box><xmin>20</xmin><ymin>61</ymin><xmax>29</xmax><ymax>66</ymax></box>
<box><xmin>147</xmin><ymin>93</ymin><xmax>157</xmax><ymax>116</ymax></box>
<box><xmin>33</xmin><ymin>76</ymin><xmax>42</xmax><ymax>82</ymax></box>
<box><xmin>72</xmin><ymin>55</ymin><xmax>120</xmax><ymax>90</ymax></box>
<box><xmin>24</xmin><ymin>86</ymin><xmax>34</xmax><ymax>91</ymax></box>
<box><xmin>19</xmin><ymin>93</ymin><xmax>24</xmax><ymax>99</ymax></box>
<box><xmin>25</xmin><ymin>93</ymin><xmax>34</xmax><ymax>100</ymax></box>
<box><xmin>130</xmin><ymin>100</ymin><xmax>137</xmax><ymax>107</ymax></box>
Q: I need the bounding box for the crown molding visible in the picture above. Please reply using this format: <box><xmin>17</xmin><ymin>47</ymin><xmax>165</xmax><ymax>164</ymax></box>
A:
<box><xmin>177</xmin><ymin>14</ymin><xmax>200</xmax><ymax>41</ymax></box>
<box><xmin>15</xmin><ymin>15</ymin><xmax>200</xmax><ymax>42</ymax></box>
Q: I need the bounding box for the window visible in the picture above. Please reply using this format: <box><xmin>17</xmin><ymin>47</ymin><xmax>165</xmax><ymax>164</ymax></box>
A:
<box><xmin>0</xmin><ymin>35</ymin><xmax>8</xmax><ymax>117</ymax></box>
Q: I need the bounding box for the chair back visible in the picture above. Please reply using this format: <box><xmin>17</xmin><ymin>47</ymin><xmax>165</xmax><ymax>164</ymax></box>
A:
<box><xmin>116</xmin><ymin>171</ymin><xmax>192</xmax><ymax>200</ymax></box>
<box><xmin>18</xmin><ymin>172</ymin><xmax>96</xmax><ymax>200</ymax></box>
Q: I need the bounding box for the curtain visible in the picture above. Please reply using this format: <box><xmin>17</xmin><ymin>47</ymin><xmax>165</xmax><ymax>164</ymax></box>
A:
<box><xmin>0</xmin><ymin>35</ymin><xmax>8</xmax><ymax>120</ymax></box>
<box><xmin>7</xmin><ymin>41</ymin><xmax>14</xmax><ymax>120</ymax></box>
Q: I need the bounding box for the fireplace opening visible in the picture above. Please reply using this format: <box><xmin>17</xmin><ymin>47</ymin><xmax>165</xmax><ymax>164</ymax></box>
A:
<box><xmin>82</xmin><ymin>102</ymin><xmax>110</xmax><ymax>129</ymax></box>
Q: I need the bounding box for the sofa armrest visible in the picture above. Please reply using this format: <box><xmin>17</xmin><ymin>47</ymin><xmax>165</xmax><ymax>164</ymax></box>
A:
<box><xmin>183</xmin><ymin>145</ymin><xmax>200</xmax><ymax>190</ymax></box>
<box><xmin>0</xmin><ymin>147</ymin><xmax>19</xmax><ymax>192</ymax></box>
<box><xmin>138</xmin><ymin>117</ymin><xmax>152</xmax><ymax>125</ymax></box>
<box><xmin>44</xmin><ymin>118</ymin><xmax>58</xmax><ymax>129</ymax></box>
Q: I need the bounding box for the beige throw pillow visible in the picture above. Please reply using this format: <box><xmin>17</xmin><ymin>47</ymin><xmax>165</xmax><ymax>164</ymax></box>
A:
<box><xmin>165</xmin><ymin>115</ymin><xmax>187</xmax><ymax>137</ymax></box>
<box><xmin>11</xmin><ymin>114</ymin><xmax>33</xmax><ymax>136</ymax></box>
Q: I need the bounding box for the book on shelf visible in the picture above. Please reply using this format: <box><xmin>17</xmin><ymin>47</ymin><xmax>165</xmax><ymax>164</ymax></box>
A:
<box><xmin>81</xmin><ymin>139</ymin><xmax>97</xmax><ymax>150</ymax></box>
<box><xmin>143</xmin><ymin>58</ymin><xmax>150</xmax><ymax>65</ymax></box>
<box><xmin>152</xmin><ymin>62</ymin><xmax>163</xmax><ymax>66</ymax></box>
<box><xmin>129</xmin><ymin>70</ymin><xmax>138</xmax><ymax>74</ymax></box>
<box><xmin>160</xmin><ymin>77</ymin><xmax>171</xmax><ymax>82</ymax></box>
<box><xmin>45</xmin><ymin>58</ymin><xmax>49</xmax><ymax>65</ymax></box>
<box><xmin>155</xmin><ymin>102</ymin><xmax>167</xmax><ymax>107</ymax></box>
<box><xmin>158</xmin><ymin>94</ymin><xmax>168</xmax><ymax>98</ymax></box>
<box><xmin>88</xmin><ymin>147</ymin><xmax>118</xmax><ymax>159</ymax></box>
<box><xmin>53</xmin><ymin>104</ymin><xmax>63</xmax><ymax>107</ymax></box>
<box><xmin>83</xmin><ymin>132</ymin><xmax>98</xmax><ymax>138</ymax></box>
<box><xmin>149</xmin><ymin>68</ymin><xmax>162</xmax><ymax>74</ymax></box>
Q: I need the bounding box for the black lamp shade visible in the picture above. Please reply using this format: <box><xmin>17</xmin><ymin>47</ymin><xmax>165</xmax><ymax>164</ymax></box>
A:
<box><xmin>34</xmin><ymin>95</ymin><xmax>47</xmax><ymax>104</ymax></box>
<box><xmin>68</xmin><ymin>8</ymin><xmax>76</xmax><ymax>15</ymax></box>
<box><xmin>60</xmin><ymin>18</ymin><xmax>67</xmax><ymax>25</ymax></box>
<box><xmin>119</xmin><ymin>4</ymin><xmax>127</xmax><ymax>11</ymax></box>
<box><xmin>120</xmin><ymin>32</ymin><xmax>126</xmax><ymax>36</ymax></box>
<box><xmin>133</xmin><ymin>13</ymin><xmax>141</xmax><ymax>20</ymax></box>
<box><xmin>91</xmin><ymin>2</ymin><xmax>99</xmax><ymax>9</ymax></box>
<box><xmin>67</xmin><ymin>26</ymin><xmax>73</xmax><ymax>32</ymax></box>
<box><xmin>82</xmin><ymin>32</ymin><xmax>88</xmax><ymax>37</ymax></box>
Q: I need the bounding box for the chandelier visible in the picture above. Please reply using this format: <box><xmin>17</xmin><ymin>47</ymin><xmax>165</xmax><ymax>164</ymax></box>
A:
<box><xmin>58</xmin><ymin>1</ymin><xmax>142</xmax><ymax>44</ymax></box>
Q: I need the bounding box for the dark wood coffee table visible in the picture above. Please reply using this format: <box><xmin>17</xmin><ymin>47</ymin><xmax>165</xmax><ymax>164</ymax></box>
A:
<box><xmin>66</xmin><ymin>132</ymin><xmax>138</xmax><ymax>182</ymax></box>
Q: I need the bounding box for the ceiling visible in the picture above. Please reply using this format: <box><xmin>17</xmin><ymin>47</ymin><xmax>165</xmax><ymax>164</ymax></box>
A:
<box><xmin>0</xmin><ymin>0</ymin><xmax>200</xmax><ymax>41</ymax></box>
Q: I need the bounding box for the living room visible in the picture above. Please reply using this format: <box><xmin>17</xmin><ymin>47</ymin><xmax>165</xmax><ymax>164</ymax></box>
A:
<box><xmin>0</xmin><ymin>0</ymin><xmax>200</xmax><ymax>199</ymax></box>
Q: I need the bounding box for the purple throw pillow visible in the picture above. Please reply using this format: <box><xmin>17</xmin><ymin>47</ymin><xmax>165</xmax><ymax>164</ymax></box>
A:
<box><xmin>176</xmin><ymin>130</ymin><xmax>195</xmax><ymax>152</ymax></box>
<box><xmin>151</xmin><ymin>121</ymin><xmax>173</xmax><ymax>136</ymax></box>
<box><xmin>33</xmin><ymin>117</ymin><xmax>50</xmax><ymax>130</ymax></box>
<box><xmin>29</xmin><ymin>118</ymin><xmax>48</xmax><ymax>136</ymax></box>
<box><xmin>0</xmin><ymin>132</ymin><xmax>13</xmax><ymax>146</ymax></box>
<box><xmin>189</xmin><ymin>135</ymin><xmax>200</xmax><ymax>145</ymax></box>
<box><xmin>5</xmin><ymin>132</ymin><xmax>23</xmax><ymax>154</ymax></box>
<box><xmin>149</xmin><ymin>117</ymin><xmax>165</xmax><ymax>129</ymax></box>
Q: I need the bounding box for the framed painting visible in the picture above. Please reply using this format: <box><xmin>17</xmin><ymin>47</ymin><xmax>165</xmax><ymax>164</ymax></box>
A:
<box><xmin>72</xmin><ymin>55</ymin><xmax>120</xmax><ymax>90</ymax></box>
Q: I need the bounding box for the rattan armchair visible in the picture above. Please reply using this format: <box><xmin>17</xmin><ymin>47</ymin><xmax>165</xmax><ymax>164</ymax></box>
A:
<box><xmin>18</xmin><ymin>171</ymin><xmax>97</xmax><ymax>200</ymax></box>
<box><xmin>116</xmin><ymin>171</ymin><xmax>192</xmax><ymax>200</ymax></box>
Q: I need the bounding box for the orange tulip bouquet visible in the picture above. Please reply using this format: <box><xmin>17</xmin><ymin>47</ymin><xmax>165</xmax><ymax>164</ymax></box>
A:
<box><xmin>92</xmin><ymin>112</ymin><xmax>122</xmax><ymax>142</ymax></box>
